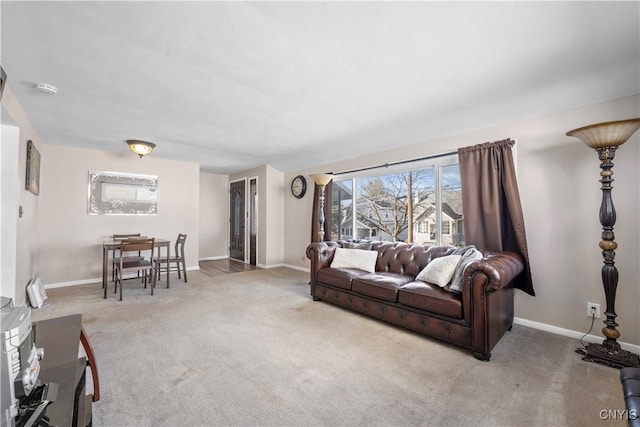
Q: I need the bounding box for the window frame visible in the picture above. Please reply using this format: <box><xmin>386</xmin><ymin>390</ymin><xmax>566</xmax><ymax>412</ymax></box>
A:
<box><xmin>331</xmin><ymin>153</ymin><xmax>460</xmax><ymax>246</ymax></box>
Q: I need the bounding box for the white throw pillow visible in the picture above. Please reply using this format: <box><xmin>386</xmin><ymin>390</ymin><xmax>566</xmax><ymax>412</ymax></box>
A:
<box><xmin>416</xmin><ymin>255</ymin><xmax>463</xmax><ymax>287</ymax></box>
<box><xmin>330</xmin><ymin>248</ymin><xmax>378</xmax><ymax>273</ymax></box>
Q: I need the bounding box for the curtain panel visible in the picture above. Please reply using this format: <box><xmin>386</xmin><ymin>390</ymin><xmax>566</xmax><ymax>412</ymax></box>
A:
<box><xmin>458</xmin><ymin>139</ymin><xmax>535</xmax><ymax>296</ymax></box>
<box><xmin>311</xmin><ymin>182</ymin><xmax>333</xmax><ymax>242</ymax></box>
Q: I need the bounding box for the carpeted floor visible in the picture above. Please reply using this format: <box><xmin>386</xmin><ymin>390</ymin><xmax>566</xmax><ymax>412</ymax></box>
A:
<box><xmin>33</xmin><ymin>267</ymin><xmax>626</xmax><ymax>427</ymax></box>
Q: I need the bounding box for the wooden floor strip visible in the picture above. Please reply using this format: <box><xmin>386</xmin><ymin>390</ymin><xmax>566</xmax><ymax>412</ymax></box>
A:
<box><xmin>199</xmin><ymin>258</ymin><xmax>257</xmax><ymax>276</ymax></box>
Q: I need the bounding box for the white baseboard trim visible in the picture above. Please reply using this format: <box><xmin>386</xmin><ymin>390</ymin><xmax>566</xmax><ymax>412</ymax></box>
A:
<box><xmin>256</xmin><ymin>263</ymin><xmax>285</xmax><ymax>269</ymax></box>
<box><xmin>199</xmin><ymin>256</ymin><xmax>228</xmax><ymax>261</ymax></box>
<box><xmin>46</xmin><ymin>278</ymin><xmax>102</xmax><ymax>289</ymax></box>
<box><xmin>45</xmin><ymin>265</ymin><xmax>200</xmax><ymax>289</ymax></box>
<box><xmin>513</xmin><ymin>317</ymin><xmax>640</xmax><ymax>354</ymax></box>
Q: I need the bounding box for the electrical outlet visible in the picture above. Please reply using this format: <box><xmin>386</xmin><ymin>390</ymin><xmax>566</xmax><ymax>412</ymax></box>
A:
<box><xmin>587</xmin><ymin>302</ymin><xmax>601</xmax><ymax>318</ymax></box>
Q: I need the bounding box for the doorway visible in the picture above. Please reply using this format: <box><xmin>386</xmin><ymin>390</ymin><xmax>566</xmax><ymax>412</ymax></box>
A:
<box><xmin>229</xmin><ymin>180</ymin><xmax>245</xmax><ymax>261</ymax></box>
<box><xmin>249</xmin><ymin>178</ymin><xmax>257</xmax><ymax>266</ymax></box>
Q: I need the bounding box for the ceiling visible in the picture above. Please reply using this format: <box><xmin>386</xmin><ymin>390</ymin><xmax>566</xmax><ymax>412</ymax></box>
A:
<box><xmin>1</xmin><ymin>2</ymin><xmax>638</xmax><ymax>174</ymax></box>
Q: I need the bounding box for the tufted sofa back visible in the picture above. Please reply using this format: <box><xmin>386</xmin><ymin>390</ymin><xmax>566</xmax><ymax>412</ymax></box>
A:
<box><xmin>365</xmin><ymin>241</ymin><xmax>452</xmax><ymax>277</ymax></box>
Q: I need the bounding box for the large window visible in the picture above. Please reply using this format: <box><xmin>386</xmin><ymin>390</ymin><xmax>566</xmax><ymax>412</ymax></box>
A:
<box><xmin>330</xmin><ymin>155</ymin><xmax>463</xmax><ymax>246</ymax></box>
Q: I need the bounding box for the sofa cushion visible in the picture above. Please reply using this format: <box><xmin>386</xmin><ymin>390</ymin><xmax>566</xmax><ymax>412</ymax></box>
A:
<box><xmin>415</xmin><ymin>254</ymin><xmax>462</xmax><ymax>287</ymax></box>
<box><xmin>352</xmin><ymin>272</ymin><xmax>415</xmax><ymax>302</ymax></box>
<box><xmin>398</xmin><ymin>281</ymin><xmax>463</xmax><ymax>318</ymax></box>
<box><xmin>318</xmin><ymin>268</ymin><xmax>368</xmax><ymax>290</ymax></box>
<box><xmin>330</xmin><ymin>248</ymin><xmax>378</xmax><ymax>273</ymax></box>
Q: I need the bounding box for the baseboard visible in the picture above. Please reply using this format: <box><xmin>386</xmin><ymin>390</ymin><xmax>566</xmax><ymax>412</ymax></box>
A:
<box><xmin>513</xmin><ymin>317</ymin><xmax>640</xmax><ymax>354</ymax></box>
<box><xmin>256</xmin><ymin>263</ymin><xmax>284</xmax><ymax>269</ymax></box>
<box><xmin>45</xmin><ymin>265</ymin><xmax>200</xmax><ymax>289</ymax></box>
<box><xmin>46</xmin><ymin>278</ymin><xmax>103</xmax><ymax>289</ymax></box>
<box><xmin>199</xmin><ymin>255</ymin><xmax>228</xmax><ymax>261</ymax></box>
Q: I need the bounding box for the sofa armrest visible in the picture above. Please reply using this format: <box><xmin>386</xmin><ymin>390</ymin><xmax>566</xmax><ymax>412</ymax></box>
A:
<box><xmin>462</xmin><ymin>250</ymin><xmax>524</xmax><ymax>360</ymax></box>
<box><xmin>306</xmin><ymin>241</ymin><xmax>339</xmax><ymax>270</ymax></box>
<box><xmin>621</xmin><ymin>368</ymin><xmax>640</xmax><ymax>427</ymax></box>
<box><xmin>464</xmin><ymin>251</ymin><xmax>524</xmax><ymax>293</ymax></box>
<box><xmin>306</xmin><ymin>241</ymin><xmax>340</xmax><ymax>295</ymax></box>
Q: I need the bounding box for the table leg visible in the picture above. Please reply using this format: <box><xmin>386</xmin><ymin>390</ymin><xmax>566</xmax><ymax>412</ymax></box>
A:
<box><xmin>102</xmin><ymin>246</ymin><xmax>108</xmax><ymax>299</ymax></box>
<box><xmin>165</xmin><ymin>242</ymin><xmax>170</xmax><ymax>289</ymax></box>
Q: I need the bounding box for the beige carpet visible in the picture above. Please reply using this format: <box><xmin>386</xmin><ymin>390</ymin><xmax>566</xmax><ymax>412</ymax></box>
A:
<box><xmin>33</xmin><ymin>268</ymin><xmax>625</xmax><ymax>427</ymax></box>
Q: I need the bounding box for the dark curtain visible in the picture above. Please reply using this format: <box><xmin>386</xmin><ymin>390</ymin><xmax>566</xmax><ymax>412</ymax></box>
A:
<box><xmin>458</xmin><ymin>139</ymin><xmax>535</xmax><ymax>296</ymax></box>
<box><xmin>311</xmin><ymin>181</ymin><xmax>333</xmax><ymax>242</ymax></box>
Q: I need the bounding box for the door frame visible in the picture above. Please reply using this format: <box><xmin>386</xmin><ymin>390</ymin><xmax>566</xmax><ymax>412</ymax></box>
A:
<box><xmin>248</xmin><ymin>176</ymin><xmax>258</xmax><ymax>266</ymax></box>
<box><xmin>228</xmin><ymin>177</ymin><xmax>259</xmax><ymax>264</ymax></box>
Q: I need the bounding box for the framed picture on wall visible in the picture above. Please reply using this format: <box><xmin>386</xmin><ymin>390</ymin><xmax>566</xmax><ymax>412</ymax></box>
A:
<box><xmin>26</xmin><ymin>140</ymin><xmax>40</xmax><ymax>195</ymax></box>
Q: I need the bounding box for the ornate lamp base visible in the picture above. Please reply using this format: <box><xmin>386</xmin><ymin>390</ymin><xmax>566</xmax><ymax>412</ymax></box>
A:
<box><xmin>576</xmin><ymin>343</ymin><xmax>639</xmax><ymax>369</ymax></box>
<box><xmin>566</xmin><ymin>119</ymin><xmax>640</xmax><ymax>371</ymax></box>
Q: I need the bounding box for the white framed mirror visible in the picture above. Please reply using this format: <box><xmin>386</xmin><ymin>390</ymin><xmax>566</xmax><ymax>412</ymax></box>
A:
<box><xmin>88</xmin><ymin>170</ymin><xmax>158</xmax><ymax>215</ymax></box>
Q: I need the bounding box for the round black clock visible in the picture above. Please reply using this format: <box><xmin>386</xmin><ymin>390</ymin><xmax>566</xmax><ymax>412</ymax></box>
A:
<box><xmin>291</xmin><ymin>175</ymin><xmax>307</xmax><ymax>199</ymax></box>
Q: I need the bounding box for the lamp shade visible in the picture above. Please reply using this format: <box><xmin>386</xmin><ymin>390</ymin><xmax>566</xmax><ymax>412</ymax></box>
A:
<box><xmin>566</xmin><ymin>118</ymin><xmax>640</xmax><ymax>149</ymax></box>
<box><xmin>126</xmin><ymin>140</ymin><xmax>156</xmax><ymax>158</ymax></box>
<box><xmin>309</xmin><ymin>173</ymin><xmax>334</xmax><ymax>186</ymax></box>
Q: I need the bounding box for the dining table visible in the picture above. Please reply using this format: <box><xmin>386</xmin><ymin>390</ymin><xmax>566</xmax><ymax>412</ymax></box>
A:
<box><xmin>101</xmin><ymin>238</ymin><xmax>171</xmax><ymax>298</ymax></box>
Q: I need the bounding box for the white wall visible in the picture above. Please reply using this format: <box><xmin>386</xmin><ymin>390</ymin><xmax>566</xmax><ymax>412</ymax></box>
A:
<box><xmin>0</xmin><ymin>86</ymin><xmax>44</xmax><ymax>306</ymax></box>
<box><xmin>283</xmin><ymin>95</ymin><xmax>640</xmax><ymax>346</ymax></box>
<box><xmin>39</xmin><ymin>144</ymin><xmax>200</xmax><ymax>286</ymax></box>
<box><xmin>199</xmin><ymin>172</ymin><xmax>229</xmax><ymax>260</ymax></box>
<box><xmin>264</xmin><ymin>165</ymin><xmax>285</xmax><ymax>267</ymax></box>
<box><xmin>1</xmin><ymin>125</ymin><xmax>20</xmax><ymax>301</ymax></box>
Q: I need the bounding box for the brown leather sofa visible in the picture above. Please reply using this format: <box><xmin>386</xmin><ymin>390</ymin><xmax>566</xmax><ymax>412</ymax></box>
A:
<box><xmin>621</xmin><ymin>368</ymin><xmax>640</xmax><ymax>427</ymax></box>
<box><xmin>306</xmin><ymin>241</ymin><xmax>524</xmax><ymax>361</ymax></box>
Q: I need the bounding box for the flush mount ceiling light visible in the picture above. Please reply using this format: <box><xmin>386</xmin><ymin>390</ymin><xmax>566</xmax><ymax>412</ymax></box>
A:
<box><xmin>34</xmin><ymin>82</ymin><xmax>58</xmax><ymax>95</ymax></box>
<box><xmin>126</xmin><ymin>140</ymin><xmax>156</xmax><ymax>158</ymax></box>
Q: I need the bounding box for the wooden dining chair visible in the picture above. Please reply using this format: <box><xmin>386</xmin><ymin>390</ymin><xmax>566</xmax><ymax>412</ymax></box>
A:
<box><xmin>156</xmin><ymin>233</ymin><xmax>188</xmax><ymax>285</ymax></box>
<box><xmin>111</xmin><ymin>233</ymin><xmax>143</xmax><ymax>282</ymax></box>
<box><xmin>113</xmin><ymin>237</ymin><xmax>156</xmax><ymax>301</ymax></box>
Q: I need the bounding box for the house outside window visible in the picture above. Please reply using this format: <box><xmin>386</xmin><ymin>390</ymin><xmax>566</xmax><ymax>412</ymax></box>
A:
<box><xmin>330</xmin><ymin>155</ymin><xmax>463</xmax><ymax>246</ymax></box>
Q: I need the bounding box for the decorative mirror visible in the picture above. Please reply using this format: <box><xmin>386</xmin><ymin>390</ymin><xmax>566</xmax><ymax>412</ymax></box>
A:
<box><xmin>88</xmin><ymin>170</ymin><xmax>158</xmax><ymax>215</ymax></box>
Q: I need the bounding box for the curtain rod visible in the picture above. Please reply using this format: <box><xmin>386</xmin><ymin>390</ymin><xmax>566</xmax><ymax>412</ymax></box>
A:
<box><xmin>328</xmin><ymin>150</ymin><xmax>457</xmax><ymax>176</ymax></box>
<box><xmin>328</xmin><ymin>139</ymin><xmax>515</xmax><ymax>176</ymax></box>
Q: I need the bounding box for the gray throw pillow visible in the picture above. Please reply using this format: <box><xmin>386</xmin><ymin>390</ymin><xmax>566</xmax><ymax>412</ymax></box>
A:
<box><xmin>446</xmin><ymin>245</ymin><xmax>483</xmax><ymax>293</ymax></box>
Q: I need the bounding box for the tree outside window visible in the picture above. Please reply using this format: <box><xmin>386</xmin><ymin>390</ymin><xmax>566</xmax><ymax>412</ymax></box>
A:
<box><xmin>330</xmin><ymin>158</ymin><xmax>463</xmax><ymax>246</ymax></box>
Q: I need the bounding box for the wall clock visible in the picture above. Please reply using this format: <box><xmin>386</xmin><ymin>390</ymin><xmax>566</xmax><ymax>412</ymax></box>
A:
<box><xmin>291</xmin><ymin>175</ymin><xmax>307</xmax><ymax>199</ymax></box>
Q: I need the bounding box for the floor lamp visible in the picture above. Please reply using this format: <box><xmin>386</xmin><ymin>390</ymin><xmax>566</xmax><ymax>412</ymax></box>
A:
<box><xmin>567</xmin><ymin>118</ymin><xmax>640</xmax><ymax>369</ymax></box>
<box><xmin>309</xmin><ymin>173</ymin><xmax>334</xmax><ymax>242</ymax></box>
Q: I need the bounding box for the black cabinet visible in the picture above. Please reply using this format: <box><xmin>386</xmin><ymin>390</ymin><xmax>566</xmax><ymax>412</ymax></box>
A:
<box><xmin>33</xmin><ymin>315</ymin><xmax>92</xmax><ymax>427</ymax></box>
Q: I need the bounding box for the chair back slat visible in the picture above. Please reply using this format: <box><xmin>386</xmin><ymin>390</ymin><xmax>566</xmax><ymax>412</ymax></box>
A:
<box><xmin>113</xmin><ymin>237</ymin><xmax>156</xmax><ymax>301</ymax></box>
<box><xmin>121</xmin><ymin>238</ymin><xmax>155</xmax><ymax>254</ymax></box>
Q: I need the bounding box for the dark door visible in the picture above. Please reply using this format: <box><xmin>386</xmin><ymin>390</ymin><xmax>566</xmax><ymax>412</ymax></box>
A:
<box><xmin>230</xmin><ymin>180</ymin><xmax>245</xmax><ymax>261</ymax></box>
<box><xmin>249</xmin><ymin>178</ymin><xmax>257</xmax><ymax>266</ymax></box>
